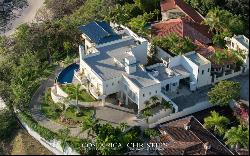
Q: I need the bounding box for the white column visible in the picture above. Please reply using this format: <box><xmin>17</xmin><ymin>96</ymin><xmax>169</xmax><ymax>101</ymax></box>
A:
<box><xmin>125</xmin><ymin>94</ymin><xmax>128</xmax><ymax>106</ymax></box>
<box><xmin>102</xmin><ymin>96</ymin><xmax>105</xmax><ymax>106</ymax></box>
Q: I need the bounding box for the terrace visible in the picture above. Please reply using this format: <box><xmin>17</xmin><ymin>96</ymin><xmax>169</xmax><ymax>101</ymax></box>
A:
<box><xmin>185</xmin><ymin>52</ymin><xmax>209</xmax><ymax>66</ymax></box>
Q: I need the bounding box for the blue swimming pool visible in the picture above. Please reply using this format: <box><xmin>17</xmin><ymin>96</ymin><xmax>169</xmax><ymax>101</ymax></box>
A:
<box><xmin>57</xmin><ymin>63</ymin><xmax>80</xmax><ymax>84</ymax></box>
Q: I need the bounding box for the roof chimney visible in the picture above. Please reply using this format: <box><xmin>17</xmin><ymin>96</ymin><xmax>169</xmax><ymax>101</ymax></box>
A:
<box><xmin>204</xmin><ymin>142</ymin><xmax>211</xmax><ymax>155</ymax></box>
<box><xmin>184</xmin><ymin>121</ymin><xmax>191</xmax><ymax>130</ymax></box>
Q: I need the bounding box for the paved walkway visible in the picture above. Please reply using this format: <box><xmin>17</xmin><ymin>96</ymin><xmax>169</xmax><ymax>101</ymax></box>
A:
<box><xmin>172</xmin><ymin>73</ymin><xmax>249</xmax><ymax>111</ymax></box>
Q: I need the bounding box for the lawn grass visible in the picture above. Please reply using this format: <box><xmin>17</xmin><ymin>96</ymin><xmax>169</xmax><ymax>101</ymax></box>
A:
<box><xmin>64</xmin><ymin>107</ymin><xmax>94</xmax><ymax>123</ymax></box>
<box><xmin>41</xmin><ymin>89</ymin><xmax>63</xmax><ymax>120</ymax></box>
<box><xmin>61</xmin><ymin>84</ymin><xmax>96</xmax><ymax>102</ymax></box>
<box><xmin>41</xmin><ymin>88</ymin><xmax>95</xmax><ymax>127</ymax></box>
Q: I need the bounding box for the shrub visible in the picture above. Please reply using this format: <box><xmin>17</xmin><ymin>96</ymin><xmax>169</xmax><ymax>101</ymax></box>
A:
<box><xmin>144</xmin><ymin>128</ymin><xmax>159</xmax><ymax>139</ymax></box>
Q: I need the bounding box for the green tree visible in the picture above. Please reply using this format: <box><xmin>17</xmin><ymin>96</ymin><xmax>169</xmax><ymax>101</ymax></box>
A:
<box><xmin>0</xmin><ymin>110</ymin><xmax>18</xmax><ymax>140</ymax></box>
<box><xmin>203</xmin><ymin>8</ymin><xmax>244</xmax><ymax>47</ymax></box>
<box><xmin>153</xmin><ymin>34</ymin><xmax>196</xmax><ymax>55</ymax></box>
<box><xmin>204</xmin><ymin>111</ymin><xmax>230</xmax><ymax>135</ymax></box>
<box><xmin>150</xmin><ymin>96</ymin><xmax>159</xmax><ymax>105</ymax></box>
<box><xmin>144</xmin><ymin>128</ymin><xmax>159</xmax><ymax>139</ymax></box>
<box><xmin>128</xmin><ymin>12</ymin><xmax>154</xmax><ymax>36</ymax></box>
<box><xmin>208</xmin><ymin>80</ymin><xmax>240</xmax><ymax>106</ymax></box>
<box><xmin>63</xmin><ymin>41</ymin><xmax>71</xmax><ymax>57</ymax></box>
<box><xmin>75</xmin><ymin>84</ymin><xmax>81</xmax><ymax>107</ymax></box>
<box><xmin>119</xmin><ymin>122</ymin><xmax>129</xmax><ymax>132</ymax></box>
<box><xmin>45</xmin><ymin>0</ymin><xmax>86</xmax><ymax>19</ymax></box>
<box><xmin>144</xmin><ymin>100</ymin><xmax>151</xmax><ymax>107</ymax></box>
<box><xmin>224</xmin><ymin>125</ymin><xmax>249</xmax><ymax>149</ymax></box>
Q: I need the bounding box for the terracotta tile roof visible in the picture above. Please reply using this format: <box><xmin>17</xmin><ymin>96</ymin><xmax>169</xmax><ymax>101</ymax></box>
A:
<box><xmin>160</xmin><ymin>0</ymin><xmax>204</xmax><ymax>24</ymax></box>
<box><xmin>194</xmin><ymin>40</ymin><xmax>215</xmax><ymax>58</ymax></box>
<box><xmin>151</xmin><ymin>116</ymin><xmax>233</xmax><ymax>155</ymax></box>
<box><xmin>152</xmin><ymin>18</ymin><xmax>212</xmax><ymax>44</ymax></box>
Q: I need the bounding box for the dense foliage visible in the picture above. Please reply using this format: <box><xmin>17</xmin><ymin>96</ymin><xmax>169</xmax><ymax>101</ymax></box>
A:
<box><xmin>224</xmin><ymin>125</ymin><xmax>249</xmax><ymax>149</ymax></box>
<box><xmin>92</xmin><ymin>124</ymin><xmax>142</xmax><ymax>155</ymax></box>
<box><xmin>0</xmin><ymin>110</ymin><xmax>18</xmax><ymax>140</ymax></box>
<box><xmin>184</xmin><ymin>0</ymin><xmax>249</xmax><ymax>36</ymax></box>
<box><xmin>204</xmin><ymin>111</ymin><xmax>230</xmax><ymax>136</ymax></box>
<box><xmin>152</xmin><ymin>34</ymin><xmax>197</xmax><ymax>56</ymax></box>
<box><xmin>208</xmin><ymin>81</ymin><xmax>240</xmax><ymax>107</ymax></box>
<box><xmin>203</xmin><ymin>8</ymin><xmax>245</xmax><ymax>47</ymax></box>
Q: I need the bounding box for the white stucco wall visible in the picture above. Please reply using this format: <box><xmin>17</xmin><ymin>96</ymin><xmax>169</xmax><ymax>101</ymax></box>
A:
<box><xmin>196</xmin><ymin>63</ymin><xmax>212</xmax><ymax>87</ymax></box>
<box><xmin>131</xmin><ymin>41</ymin><xmax>148</xmax><ymax>65</ymax></box>
<box><xmin>103</xmin><ymin>77</ymin><xmax>122</xmax><ymax>96</ymax></box>
<box><xmin>122</xmin><ymin>76</ymin><xmax>140</xmax><ymax>104</ymax></box>
<box><xmin>181</xmin><ymin>56</ymin><xmax>199</xmax><ymax>83</ymax></box>
<box><xmin>80</xmin><ymin>60</ymin><xmax>104</xmax><ymax>94</ymax></box>
<box><xmin>138</xmin><ymin>83</ymin><xmax>162</xmax><ymax>111</ymax></box>
<box><xmin>155</xmin><ymin>46</ymin><xmax>173</xmax><ymax>60</ymax></box>
<box><xmin>228</xmin><ymin>36</ymin><xmax>249</xmax><ymax>70</ymax></box>
<box><xmin>82</xmin><ymin>34</ymin><xmax>94</xmax><ymax>51</ymax></box>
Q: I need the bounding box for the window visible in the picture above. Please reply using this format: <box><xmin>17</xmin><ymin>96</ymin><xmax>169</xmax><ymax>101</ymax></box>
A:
<box><xmin>155</xmin><ymin>91</ymin><xmax>158</xmax><ymax>94</ymax></box>
<box><xmin>143</xmin><ymin>94</ymin><xmax>145</xmax><ymax>97</ymax></box>
<box><xmin>208</xmin><ymin>68</ymin><xmax>210</xmax><ymax>72</ymax></box>
<box><xmin>112</xmin><ymin>82</ymin><xmax>114</xmax><ymax>86</ymax></box>
<box><xmin>149</xmin><ymin>92</ymin><xmax>151</xmax><ymax>95</ymax></box>
<box><xmin>106</xmin><ymin>84</ymin><xmax>108</xmax><ymax>88</ymax></box>
<box><xmin>202</xmin><ymin>70</ymin><xmax>204</xmax><ymax>75</ymax></box>
<box><xmin>118</xmin><ymin>81</ymin><xmax>120</xmax><ymax>84</ymax></box>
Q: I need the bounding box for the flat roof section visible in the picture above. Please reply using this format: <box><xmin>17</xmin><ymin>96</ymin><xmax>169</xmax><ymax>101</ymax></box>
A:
<box><xmin>148</xmin><ymin>65</ymin><xmax>178</xmax><ymax>82</ymax></box>
<box><xmin>84</xmin><ymin>39</ymin><xmax>137</xmax><ymax>80</ymax></box>
<box><xmin>234</xmin><ymin>35</ymin><xmax>249</xmax><ymax>49</ymax></box>
<box><xmin>125</xmin><ymin>67</ymin><xmax>159</xmax><ymax>88</ymax></box>
<box><xmin>185</xmin><ymin>53</ymin><xmax>208</xmax><ymax>66</ymax></box>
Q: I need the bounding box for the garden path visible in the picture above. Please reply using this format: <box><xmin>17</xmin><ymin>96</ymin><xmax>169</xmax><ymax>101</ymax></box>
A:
<box><xmin>30</xmin><ymin>67</ymin><xmax>88</xmax><ymax>139</ymax></box>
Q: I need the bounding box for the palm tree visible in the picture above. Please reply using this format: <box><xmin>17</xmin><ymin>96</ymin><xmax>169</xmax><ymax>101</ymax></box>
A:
<box><xmin>204</xmin><ymin>111</ymin><xmax>230</xmax><ymax>136</ymax></box>
<box><xmin>224</xmin><ymin>125</ymin><xmax>249</xmax><ymax>149</ymax></box>
<box><xmin>144</xmin><ymin>100</ymin><xmax>151</xmax><ymax>107</ymax></box>
<box><xmin>119</xmin><ymin>122</ymin><xmax>128</xmax><ymax>132</ymax></box>
<box><xmin>63</xmin><ymin>41</ymin><xmax>71</xmax><ymax>58</ymax></box>
<box><xmin>150</xmin><ymin>96</ymin><xmax>159</xmax><ymax>105</ymax></box>
<box><xmin>142</xmin><ymin>110</ymin><xmax>152</xmax><ymax>124</ymax></box>
<box><xmin>75</xmin><ymin>84</ymin><xmax>81</xmax><ymax>108</ymax></box>
<box><xmin>62</xmin><ymin>97</ymin><xmax>70</xmax><ymax>112</ymax></box>
<box><xmin>154</xmin><ymin>9</ymin><xmax>160</xmax><ymax>21</ymax></box>
<box><xmin>202</xmin><ymin>7</ymin><xmax>223</xmax><ymax>33</ymax></box>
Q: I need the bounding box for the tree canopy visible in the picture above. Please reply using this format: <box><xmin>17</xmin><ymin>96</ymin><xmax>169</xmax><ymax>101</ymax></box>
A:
<box><xmin>203</xmin><ymin>8</ymin><xmax>245</xmax><ymax>47</ymax></box>
<box><xmin>204</xmin><ymin>111</ymin><xmax>230</xmax><ymax>136</ymax></box>
<box><xmin>152</xmin><ymin>34</ymin><xmax>197</xmax><ymax>56</ymax></box>
<box><xmin>208</xmin><ymin>80</ymin><xmax>240</xmax><ymax>107</ymax></box>
<box><xmin>224</xmin><ymin>125</ymin><xmax>249</xmax><ymax>149</ymax></box>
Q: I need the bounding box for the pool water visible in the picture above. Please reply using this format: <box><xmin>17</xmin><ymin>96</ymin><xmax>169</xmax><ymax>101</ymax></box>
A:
<box><xmin>57</xmin><ymin>63</ymin><xmax>80</xmax><ymax>84</ymax></box>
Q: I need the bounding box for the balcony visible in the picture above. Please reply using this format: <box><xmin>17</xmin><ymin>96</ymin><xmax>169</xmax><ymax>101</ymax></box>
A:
<box><xmin>89</xmin><ymin>84</ymin><xmax>104</xmax><ymax>100</ymax></box>
<box><xmin>74</xmin><ymin>70</ymin><xmax>88</xmax><ymax>85</ymax></box>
